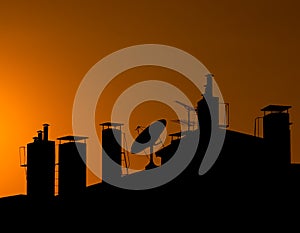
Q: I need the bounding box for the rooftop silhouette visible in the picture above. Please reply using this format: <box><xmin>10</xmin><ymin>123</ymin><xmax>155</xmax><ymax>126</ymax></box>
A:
<box><xmin>1</xmin><ymin>74</ymin><xmax>299</xmax><ymax>221</ymax></box>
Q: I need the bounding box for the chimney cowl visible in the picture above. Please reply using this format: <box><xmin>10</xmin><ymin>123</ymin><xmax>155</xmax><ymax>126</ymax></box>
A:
<box><xmin>43</xmin><ymin>123</ymin><xmax>50</xmax><ymax>141</ymax></box>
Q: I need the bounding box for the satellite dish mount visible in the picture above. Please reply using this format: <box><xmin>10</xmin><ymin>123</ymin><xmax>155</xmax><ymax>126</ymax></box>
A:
<box><xmin>131</xmin><ymin>119</ymin><xmax>167</xmax><ymax>170</ymax></box>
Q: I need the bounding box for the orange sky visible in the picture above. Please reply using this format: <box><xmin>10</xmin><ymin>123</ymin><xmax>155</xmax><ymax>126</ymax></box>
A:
<box><xmin>0</xmin><ymin>0</ymin><xmax>299</xmax><ymax>198</ymax></box>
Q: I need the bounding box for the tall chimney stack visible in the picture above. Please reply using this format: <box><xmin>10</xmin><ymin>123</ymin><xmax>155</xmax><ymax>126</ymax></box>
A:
<box><xmin>204</xmin><ymin>73</ymin><xmax>213</xmax><ymax>98</ymax></box>
<box><xmin>43</xmin><ymin>123</ymin><xmax>50</xmax><ymax>141</ymax></box>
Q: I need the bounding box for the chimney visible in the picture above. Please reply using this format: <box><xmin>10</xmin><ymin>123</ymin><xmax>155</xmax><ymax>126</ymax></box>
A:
<box><xmin>43</xmin><ymin>123</ymin><xmax>50</xmax><ymax>141</ymax></box>
<box><xmin>261</xmin><ymin>105</ymin><xmax>292</xmax><ymax>167</ymax></box>
<box><xmin>37</xmin><ymin>130</ymin><xmax>43</xmax><ymax>141</ymax></box>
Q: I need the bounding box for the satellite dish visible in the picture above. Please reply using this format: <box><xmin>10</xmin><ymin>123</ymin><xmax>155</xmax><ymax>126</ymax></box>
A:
<box><xmin>131</xmin><ymin>119</ymin><xmax>167</xmax><ymax>170</ymax></box>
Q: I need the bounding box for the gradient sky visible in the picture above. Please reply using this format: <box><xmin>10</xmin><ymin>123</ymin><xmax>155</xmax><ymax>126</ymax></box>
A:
<box><xmin>0</xmin><ymin>0</ymin><xmax>299</xmax><ymax>198</ymax></box>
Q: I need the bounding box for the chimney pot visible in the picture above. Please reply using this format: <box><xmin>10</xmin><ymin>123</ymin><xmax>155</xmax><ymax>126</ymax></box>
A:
<box><xmin>43</xmin><ymin>123</ymin><xmax>50</xmax><ymax>141</ymax></box>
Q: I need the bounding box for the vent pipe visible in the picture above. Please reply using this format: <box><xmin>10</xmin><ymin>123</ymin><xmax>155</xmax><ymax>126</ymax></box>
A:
<box><xmin>43</xmin><ymin>123</ymin><xmax>49</xmax><ymax>141</ymax></box>
<box><xmin>37</xmin><ymin>130</ymin><xmax>43</xmax><ymax>141</ymax></box>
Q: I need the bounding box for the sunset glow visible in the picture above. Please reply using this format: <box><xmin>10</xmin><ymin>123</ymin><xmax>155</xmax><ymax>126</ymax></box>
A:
<box><xmin>0</xmin><ymin>0</ymin><xmax>299</xmax><ymax>198</ymax></box>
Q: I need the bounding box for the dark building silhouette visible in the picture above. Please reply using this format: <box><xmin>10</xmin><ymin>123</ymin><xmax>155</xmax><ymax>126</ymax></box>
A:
<box><xmin>262</xmin><ymin>105</ymin><xmax>292</xmax><ymax>169</ymax></box>
<box><xmin>154</xmin><ymin>74</ymin><xmax>295</xmax><ymax>191</ymax></box>
<box><xmin>1</xmin><ymin>73</ymin><xmax>299</xmax><ymax>226</ymax></box>
<box><xmin>25</xmin><ymin>124</ymin><xmax>55</xmax><ymax>200</ymax></box>
<box><xmin>57</xmin><ymin>135</ymin><xmax>88</xmax><ymax>198</ymax></box>
<box><xmin>100</xmin><ymin>122</ymin><xmax>125</xmax><ymax>179</ymax></box>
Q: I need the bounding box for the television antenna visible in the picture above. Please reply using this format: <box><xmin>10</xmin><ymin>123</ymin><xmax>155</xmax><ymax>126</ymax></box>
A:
<box><xmin>174</xmin><ymin>100</ymin><xmax>197</xmax><ymax>132</ymax></box>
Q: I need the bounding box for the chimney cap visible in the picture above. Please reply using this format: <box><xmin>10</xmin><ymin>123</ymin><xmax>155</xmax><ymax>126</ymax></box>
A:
<box><xmin>43</xmin><ymin>123</ymin><xmax>50</xmax><ymax>126</ymax></box>
<box><xmin>205</xmin><ymin>73</ymin><xmax>214</xmax><ymax>77</ymax></box>
<box><xmin>99</xmin><ymin>122</ymin><xmax>124</xmax><ymax>127</ymax></box>
<box><xmin>261</xmin><ymin>105</ymin><xmax>291</xmax><ymax>112</ymax></box>
<box><xmin>57</xmin><ymin>135</ymin><xmax>88</xmax><ymax>141</ymax></box>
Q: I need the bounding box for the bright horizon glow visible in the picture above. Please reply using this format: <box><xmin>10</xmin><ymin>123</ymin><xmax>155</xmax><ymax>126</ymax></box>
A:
<box><xmin>0</xmin><ymin>0</ymin><xmax>299</xmax><ymax>198</ymax></box>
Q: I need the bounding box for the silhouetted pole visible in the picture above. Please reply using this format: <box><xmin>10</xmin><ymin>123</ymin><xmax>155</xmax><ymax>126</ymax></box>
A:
<box><xmin>145</xmin><ymin>145</ymin><xmax>157</xmax><ymax>170</ymax></box>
